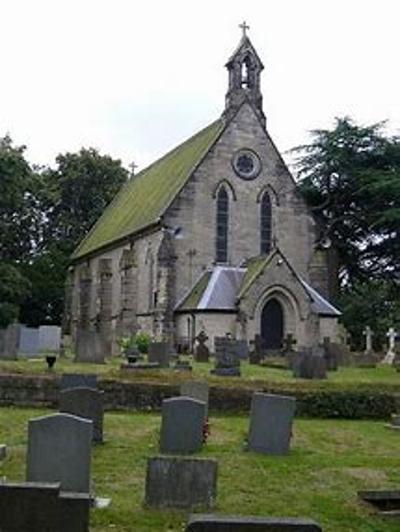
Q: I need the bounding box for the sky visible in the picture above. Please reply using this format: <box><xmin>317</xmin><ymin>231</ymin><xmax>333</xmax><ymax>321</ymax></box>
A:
<box><xmin>1</xmin><ymin>0</ymin><xmax>399</xmax><ymax>173</ymax></box>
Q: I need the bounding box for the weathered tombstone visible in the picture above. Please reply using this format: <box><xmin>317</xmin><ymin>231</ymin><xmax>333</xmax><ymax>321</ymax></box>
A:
<box><xmin>38</xmin><ymin>325</ymin><xmax>61</xmax><ymax>353</ymax></box>
<box><xmin>145</xmin><ymin>457</ymin><xmax>217</xmax><ymax>509</ymax></box>
<box><xmin>160</xmin><ymin>397</ymin><xmax>206</xmax><ymax>454</ymax></box>
<box><xmin>60</xmin><ymin>373</ymin><xmax>98</xmax><ymax>391</ymax></box>
<box><xmin>27</xmin><ymin>413</ymin><xmax>92</xmax><ymax>493</ymax></box>
<box><xmin>148</xmin><ymin>342</ymin><xmax>170</xmax><ymax>368</ymax></box>
<box><xmin>211</xmin><ymin>346</ymin><xmax>241</xmax><ymax>377</ymax></box>
<box><xmin>0</xmin><ymin>482</ymin><xmax>90</xmax><ymax>532</ymax></box>
<box><xmin>383</xmin><ymin>327</ymin><xmax>397</xmax><ymax>365</ymax></box>
<box><xmin>59</xmin><ymin>387</ymin><xmax>104</xmax><ymax>443</ymax></box>
<box><xmin>195</xmin><ymin>331</ymin><xmax>210</xmax><ymax>362</ymax></box>
<box><xmin>181</xmin><ymin>381</ymin><xmax>210</xmax><ymax>417</ymax></box>
<box><xmin>322</xmin><ymin>337</ymin><xmax>338</xmax><ymax>371</ymax></box>
<box><xmin>0</xmin><ymin>323</ymin><xmax>20</xmax><ymax>360</ymax></box>
<box><xmin>185</xmin><ymin>514</ymin><xmax>323</xmax><ymax>531</ymax></box>
<box><xmin>249</xmin><ymin>335</ymin><xmax>263</xmax><ymax>364</ymax></box>
<box><xmin>248</xmin><ymin>393</ymin><xmax>296</xmax><ymax>455</ymax></box>
<box><xmin>292</xmin><ymin>349</ymin><xmax>327</xmax><ymax>379</ymax></box>
<box><xmin>0</xmin><ymin>444</ymin><xmax>6</xmax><ymax>460</ymax></box>
<box><xmin>18</xmin><ymin>326</ymin><xmax>40</xmax><ymax>357</ymax></box>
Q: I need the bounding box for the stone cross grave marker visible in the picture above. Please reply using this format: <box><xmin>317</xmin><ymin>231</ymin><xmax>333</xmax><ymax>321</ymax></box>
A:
<box><xmin>60</xmin><ymin>373</ymin><xmax>98</xmax><ymax>391</ymax></box>
<box><xmin>383</xmin><ymin>327</ymin><xmax>397</xmax><ymax>365</ymax></box>
<box><xmin>248</xmin><ymin>393</ymin><xmax>296</xmax><ymax>455</ymax></box>
<box><xmin>59</xmin><ymin>387</ymin><xmax>104</xmax><ymax>443</ymax></box>
<box><xmin>160</xmin><ymin>397</ymin><xmax>206</xmax><ymax>454</ymax></box>
<box><xmin>194</xmin><ymin>330</ymin><xmax>210</xmax><ymax>362</ymax></box>
<box><xmin>181</xmin><ymin>380</ymin><xmax>210</xmax><ymax>417</ymax></box>
<box><xmin>27</xmin><ymin>413</ymin><xmax>92</xmax><ymax>493</ymax></box>
<box><xmin>145</xmin><ymin>457</ymin><xmax>217</xmax><ymax>510</ymax></box>
<box><xmin>363</xmin><ymin>326</ymin><xmax>374</xmax><ymax>354</ymax></box>
<box><xmin>148</xmin><ymin>342</ymin><xmax>170</xmax><ymax>368</ymax></box>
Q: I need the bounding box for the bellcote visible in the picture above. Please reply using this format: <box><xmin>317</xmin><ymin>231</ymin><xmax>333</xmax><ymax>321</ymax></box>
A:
<box><xmin>224</xmin><ymin>24</ymin><xmax>265</xmax><ymax>126</ymax></box>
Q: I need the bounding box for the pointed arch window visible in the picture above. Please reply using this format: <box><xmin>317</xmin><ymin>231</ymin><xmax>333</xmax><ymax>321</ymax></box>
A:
<box><xmin>260</xmin><ymin>192</ymin><xmax>272</xmax><ymax>254</ymax></box>
<box><xmin>216</xmin><ymin>186</ymin><xmax>229</xmax><ymax>262</ymax></box>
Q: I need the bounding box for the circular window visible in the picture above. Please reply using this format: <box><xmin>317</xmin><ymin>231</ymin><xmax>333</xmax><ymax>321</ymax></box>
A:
<box><xmin>232</xmin><ymin>149</ymin><xmax>261</xmax><ymax>180</ymax></box>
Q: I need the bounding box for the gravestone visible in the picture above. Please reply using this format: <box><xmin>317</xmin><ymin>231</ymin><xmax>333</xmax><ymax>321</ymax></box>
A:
<box><xmin>363</xmin><ymin>326</ymin><xmax>374</xmax><ymax>354</ymax></box>
<box><xmin>248</xmin><ymin>393</ymin><xmax>296</xmax><ymax>455</ymax></box>
<box><xmin>181</xmin><ymin>381</ymin><xmax>210</xmax><ymax>417</ymax></box>
<box><xmin>18</xmin><ymin>326</ymin><xmax>40</xmax><ymax>357</ymax></box>
<box><xmin>38</xmin><ymin>325</ymin><xmax>61</xmax><ymax>353</ymax></box>
<box><xmin>148</xmin><ymin>342</ymin><xmax>170</xmax><ymax>368</ymax></box>
<box><xmin>0</xmin><ymin>323</ymin><xmax>20</xmax><ymax>360</ymax></box>
<box><xmin>0</xmin><ymin>444</ymin><xmax>6</xmax><ymax>460</ymax></box>
<box><xmin>27</xmin><ymin>413</ymin><xmax>92</xmax><ymax>493</ymax></box>
<box><xmin>322</xmin><ymin>337</ymin><xmax>338</xmax><ymax>371</ymax></box>
<box><xmin>59</xmin><ymin>387</ymin><xmax>104</xmax><ymax>443</ymax></box>
<box><xmin>160</xmin><ymin>397</ymin><xmax>206</xmax><ymax>454</ymax></box>
<box><xmin>383</xmin><ymin>327</ymin><xmax>397</xmax><ymax>365</ymax></box>
<box><xmin>145</xmin><ymin>457</ymin><xmax>217</xmax><ymax>509</ymax></box>
<box><xmin>211</xmin><ymin>348</ymin><xmax>241</xmax><ymax>377</ymax></box>
<box><xmin>292</xmin><ymin>349</ymin><xmax>327</xmax><ymax>379</ymax></box>
<box><xmin>249</xmin><ymin>335</ymin><xmax>263</xmax><ymax>364</ymax></box>
<box><xmin>214</xmin><ymin>337</ymin><xmax>247</xmax><ymax>359</ymax></box>
<box><xmin>0</xmin><ymin>482</ymin><xmax>90</xmax><ymax>532</ymax></box>
<box><xmin>186</xmin><ymin>514</ymin><xmax>323</xmax><ymax>531</ymax></box>
<box><xmin>60</xmin><ymin>373</ymin><xmax>98</xmax><ymax>391</ymax></box>
<box><xmin>195</xmin><ymin>331</ymin><xmax>210</xmax><ymax>362</ymax></box>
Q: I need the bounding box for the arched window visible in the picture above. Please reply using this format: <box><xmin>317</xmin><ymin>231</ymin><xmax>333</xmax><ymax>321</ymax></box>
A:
<box><xmin>260</xmin><ymin>192</ymin><xmax>272</xmax><ymax>254</ymax></box>
<box><xmin>216</xmin><ymin>186</ymin><xmax>229</xmax><ymax>262</ymax></box>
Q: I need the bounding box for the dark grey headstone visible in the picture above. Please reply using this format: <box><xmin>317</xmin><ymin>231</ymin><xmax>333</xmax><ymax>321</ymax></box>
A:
<box><xmin>27</xmin><ymin>413</ymin><xmax>92</xmax><ymax>493</ymax></box>
<box><xmin>211</xmin><ymin>367</ymin><xmax>241</xmax><ymax>377</ymax></box>
<box><xmin>181</xmin><ymin>381</ymin><xmax>209</xmax><ymax>416</ymax></box>
<box><xmin>248</xmin><ymin>393</ymin><xmax>296</xmax><ymax>455</ymax></box>
<box><xmin>230</xmin><ymin>340</ymin><xmax>249</xmax><ymax>360</ymax></box>
<box><xmin>60</xmin><ymin>373</ymin><xmax>98</xmax><ymax>391</ymax></box>
<box><xmin>186</xmin><ymin>514</ymin><xmax>323</xmax><ymax>531</ymax></box>
<box><xmin>120</xmin><ymin>362</ymin><xmax>160</xmax><ymax>371</ymax></box>
<box><xmin>145</xmin><ymin>457</ymin><xmax>217</xmax><ymax>509</ymax></box>
<box><xmin>160</xmin><ymin>397</ymin><xmax>206</xmax><ymax>454</ymax></box>
<box><xmin>293</xmin><ymin>350</ymin><xmax>327</xmax><ymax>380</ymax></box>
<box><xmin>0</xmin><ymin>482</ymin><xmax>90</xmax><ymax>532</ymax></box>
<box><xmin>59</xmin><ymin>387</ymin><xmax>104</xmax><ymax>443</ymax></box>
<box><xmin>358</xmin><ymin>490</ymin><xmax>400</xmax><ymax>512</ymax></box>
<box><xmin>148</xmin><ymin>342</ymin><xmax>170</xmax><ymax>368</ymax></box>
<box><xmin>0</xmin><ymin>444</ymin><xmax>6</xmax><ymax>460</ymax></box>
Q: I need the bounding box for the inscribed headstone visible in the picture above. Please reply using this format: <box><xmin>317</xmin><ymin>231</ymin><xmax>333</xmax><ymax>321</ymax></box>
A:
<box><xmin>148</xmin><ymin>342</ymin><xmax>170</xmax><ymax>368</ymax></box>
<box><xmin>160</xmin><ymin>397</ymin><xmax>205</xmax><ymax>454</ymax></box>
<box><xmin>59</xmin><ymin>387</ymin><xmax>104</xmax><ymax>443</ymax></box>
<box><xmin>27</xmin><ymin>413</ymin><xmax>92</xmax><ymax>493</ymax></box>
<box><xmin>248</xmin><ymin>393</ymin><xmax>296</xmax><ymax>455</ymax></box>
<box><xmin>145</xmin><ymin>457</ymin><xmax>217</xmax><ymax>509</ymax></box>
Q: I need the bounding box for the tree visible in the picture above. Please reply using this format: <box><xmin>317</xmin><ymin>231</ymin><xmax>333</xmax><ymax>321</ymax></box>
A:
<box><xmin>20</xmin><ymin>148</ymin><xmax>129</xmax><ymax>325</ymax></box>
<box><xmin>0</xmin><ymin>263</ymin><xmax>31</xmax><ymax>327</ymax></box>
<box><xmin>293</xmin><ymin>117</ymin><xmax>400</xmax><ymax>288</ymax></box>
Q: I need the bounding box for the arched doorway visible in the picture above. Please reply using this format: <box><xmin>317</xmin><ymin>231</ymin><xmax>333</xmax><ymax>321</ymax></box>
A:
<box><xmin>261</xmin><ymin>298</ymin><xmax>284</xmax><ymax>350</ymax></box>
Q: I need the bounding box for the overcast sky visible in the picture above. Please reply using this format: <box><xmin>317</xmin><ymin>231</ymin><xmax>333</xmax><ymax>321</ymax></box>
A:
<box><xmin>1</xmin><ymin>0</ymin><xmax>399</xmax><ymax>173</ymax></box>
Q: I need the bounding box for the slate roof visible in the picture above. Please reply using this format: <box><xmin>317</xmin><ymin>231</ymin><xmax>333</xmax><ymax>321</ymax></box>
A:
<box><xmin>72</xmin><ymin>118</ymin><xmax>225</xmax><ymax>260</ymax></box>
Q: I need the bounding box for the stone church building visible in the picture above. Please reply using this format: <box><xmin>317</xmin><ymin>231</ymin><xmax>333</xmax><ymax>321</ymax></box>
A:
<box><xmin>67</xmin><ymin>31</ymin><xmax>340</xmax><ymax>357</ymax></box>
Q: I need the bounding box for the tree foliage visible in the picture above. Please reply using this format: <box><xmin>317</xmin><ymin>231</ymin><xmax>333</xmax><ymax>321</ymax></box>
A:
<box><xmin>293</xmin><ymin>117</ymin><xmax>400</xmax><ymax>285</ymax></box>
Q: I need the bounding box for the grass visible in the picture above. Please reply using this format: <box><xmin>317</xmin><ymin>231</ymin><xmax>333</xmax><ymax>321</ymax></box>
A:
<box><xmin>0</xmin><ymin>407</ymin><xmax>399</xmax><ymax>531</ymax></box>
<box><xmin>0</xmin><ymin>354</ymin><xmax>399</xmax><ymax>394</ymax></box>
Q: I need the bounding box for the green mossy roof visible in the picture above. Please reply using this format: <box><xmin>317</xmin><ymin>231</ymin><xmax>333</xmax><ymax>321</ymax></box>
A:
<box><xmin>177</xmin><ymin>271</ymin><xmax>212</xmax><ymax>311</ymax></box>
<box><xmin>237</xmin><ymin>252</ymin><xmax>276</xmax><ymax>299</ymax></box>
<box><xmin>72</xmin><ymin>119</ymin><xmax>225</xmax><ymax>260</ymax></box>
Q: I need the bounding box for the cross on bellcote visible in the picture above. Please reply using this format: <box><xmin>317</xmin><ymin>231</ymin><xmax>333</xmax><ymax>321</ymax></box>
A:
<box><xmin>239</xmin><ymin>21</ymin><xmax>250</xmax><ymax>37</ymax></box>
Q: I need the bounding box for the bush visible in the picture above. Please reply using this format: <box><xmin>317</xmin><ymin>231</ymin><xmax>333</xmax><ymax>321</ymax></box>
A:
<box><xmin>118</xmin><ymin>332</ymin><xmax>152</xmax><ymax>354</ymax></box>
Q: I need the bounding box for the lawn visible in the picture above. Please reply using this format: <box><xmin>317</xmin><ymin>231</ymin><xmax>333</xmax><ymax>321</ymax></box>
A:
<box><xmin>1</xmin><ymin>407</ymin><xmax>399</xmax><ymax>531</ymax></box>
<box><xmin>0</xmin><ymin>354</ymin><xmax>399</xmax><ymax>394</ymax></box>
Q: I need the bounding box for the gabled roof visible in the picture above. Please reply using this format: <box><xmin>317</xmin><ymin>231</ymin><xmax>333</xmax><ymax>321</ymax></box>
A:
<box><xmin>225</xmin><ymin>35</ymin><xmax>264</xmax><ymax>69</ymax></box>
<box><xmin>72</xmin><ymin>118</ymin><xmax>225</xmax><ymax>260</ymax></box>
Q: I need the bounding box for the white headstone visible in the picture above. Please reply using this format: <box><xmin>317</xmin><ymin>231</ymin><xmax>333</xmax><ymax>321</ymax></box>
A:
<box><xmin>38</xmin><ymin>326</ymin><xmax>61</xmax><ymax>353</ymax></box>
<box><xmin>383</xmin><ymin>327</ymin><xmax>397</xmax><ymax>365</ymax></box>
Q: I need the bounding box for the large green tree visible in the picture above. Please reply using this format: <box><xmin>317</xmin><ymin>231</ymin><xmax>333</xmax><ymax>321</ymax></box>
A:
<box><xmin>293</xmin><ymin>117</ymin><xmax>400</xmax><ymax>286</ymax></box>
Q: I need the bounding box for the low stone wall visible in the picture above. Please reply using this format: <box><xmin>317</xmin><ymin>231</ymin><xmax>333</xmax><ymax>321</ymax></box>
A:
<box><xmin>0</xmin><ymin>374</ymin><xmax>398</xmax><ymax>419</ymax></box>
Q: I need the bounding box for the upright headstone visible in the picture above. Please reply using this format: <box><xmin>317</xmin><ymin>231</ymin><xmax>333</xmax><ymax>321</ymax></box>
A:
<box><xmin>145</xmin><ymin>457</ymin><xmax>217</xmax><ymax>510</ymax></box>
<box><xmin>18</xmin><ymin>326</ymin><xmax>40</xmax><ymax>357</ymax></box>
<box><xmin>383</xmin><ymin>327</ymin><xmax>397</xmax><ymax>365</ymax></box>
<box><xmin>160</xmin><ymin>397</ymin><xmax>206</xmax><ymax>454</ymax></box>
<box><xmin>27</xmin><ymin>413</ymin><xmax>92</xmax><ymax>493</ymax></box>
<box><xmin>249</xmin><ymin>335</ymin><xmax>263</xmax><ymax>364</ymax></box>
<box><xmin>322</xmin><ymin>337</ymin><xmax>338</xmax><ymax>371</ymax></box>
<box><xmin>60</xmin><ymin>373</ymin><xmax>98</xmax><ymax>391</ymax></box>
<box><xmin>59</xmin><ymin>387</ymin><xmax>104</xmax><ymax>443</ymax></box>
<box><xmin>248</xmin><ymin>393</ymin><xmax>296</xmax><ymax>455</ymax></box>
<box><xmin>292</xmin><ymin>349</ymin><xmax>327</xmax><ymax>379</ymax></box>
<box><xmin>0</xmin><ymin>323</ymin><xmax>20</xmax><ymax>360</ymax></box>
<box><xmin>181</xmin><ymin>381</ymin><xmax>209</xmax><ymax>417</ymax></box>
<box><xmin>195</xmin><ymin>331</ymin><xmax>210</xmax><ymax>362</ymax></box>
<box><xmin>363</xmin><ymin>326</ymin><xmax>374</xmax><ymax>354</ymax></box>
<box><xmin>148</xmin><ymin>342</ymin><xmax>170</xmax><ymax>368</ymax></box>
<box><xmin>38</xmin><ymin>325</ymin><xmax>61</xmax><ymax>353</ymax></box>
<box><xmin>185</xmin><ymin>514</ymin><xmax>323</xmax><ymax>531</ymax></box>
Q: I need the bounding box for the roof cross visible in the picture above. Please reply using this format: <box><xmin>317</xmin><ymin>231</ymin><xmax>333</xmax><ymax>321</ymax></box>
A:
<box><xmin>239</xmin><ymin>21</ymin><xmax>250</xmax><ymax>37</ymax></box>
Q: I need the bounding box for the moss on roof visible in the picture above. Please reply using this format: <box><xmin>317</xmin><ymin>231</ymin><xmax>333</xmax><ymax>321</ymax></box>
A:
<box><xmin>72</xmin><ymin>119</ymin><xmax>225</xmax><ymax>260</ymax></box>
<box><xmin>177</xmin><ymin>271</ymin><xmax>212</xmax><ymax>311</ymax></box>
<box><xmin>237</xmin><ymin>252</ymin><xmax>276</xmax><ymax>299</ymax></box>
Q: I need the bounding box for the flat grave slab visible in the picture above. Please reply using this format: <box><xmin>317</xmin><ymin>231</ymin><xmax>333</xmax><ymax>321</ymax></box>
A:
<box><xmin>186</xmin><ymin>514</ymin><xmax>323</xmax><ymax>531</ymax></box>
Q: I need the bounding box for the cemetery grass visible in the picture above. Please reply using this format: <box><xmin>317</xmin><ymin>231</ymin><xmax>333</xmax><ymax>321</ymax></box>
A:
<box><xmin>1</xmin><ymin>407</ymin><xmax>400</xmax><ymax>532</ymax></box>
<box><xmin>0</xmin><ymin>355</ymin><xmax>399</xmax><ymax>394</ymax></box>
